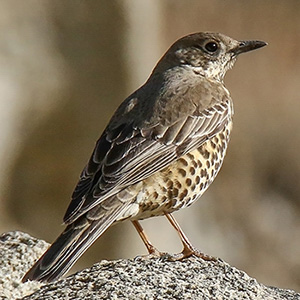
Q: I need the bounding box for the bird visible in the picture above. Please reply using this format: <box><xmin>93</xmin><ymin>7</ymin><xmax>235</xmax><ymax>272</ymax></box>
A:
<box><xmin>22</xmin><ymin>32</ymin><xmax>266</xmax><ymax>283</ymax></box>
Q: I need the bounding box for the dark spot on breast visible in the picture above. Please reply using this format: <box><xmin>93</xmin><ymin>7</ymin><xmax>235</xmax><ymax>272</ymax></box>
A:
<box><xmin>141</xmin><ymin>202</ymin><xmax>148</xmax><ymax>209</ymax></box>
<box><xmin>203</xmin><ymin>150</ymin><xmax>210</xmax><ymax>159</ymax></box>
<box><xmin>173</xmin><ymin>188</ymin><xmax>179</xmax><ymax>197</ymax></box>
<box><xmin>187</xmin><ymin>153</ymin><xmax>195</xmax><ymax>160</ymax></box>
<box><xmin>179</xmin><ymin>189</ymin><xmax>188</xmax><ymax>200</ymax></box>
<box><xmin>171</xmin><ymin>198</ymin><xmax>177</xmax><ymax>207</ymax></box>
<box><xmin>161</xmin><ymin>196</ymin><xmax>167</xmax><ymax>203</ymax></box>
<box><xmin>220</xmin><ymin>142</ymin><xmax>226</xmax><ymax>152</ymax></box>
<box><xmin>195</xmin><ymin>176</ymin><xmax>200</xmax><ymax>184</ymax></box>
<box><xmin>151</xmin><ymin>203</ymin><xmax>159</xmax><ymax>210</ymax></box>
<box><xmin>178</xmin><ymin>168</ymin><xmax>187</xmax><ymax>177</ymax></box>
<box><xmin>198</xmin><ymin>148</ymin><xmax>210</xmax><ymax>159</ymax></box>
<box><xmin>197</xmin><ymin>148</ymin><xmax>204</xmax><ymax>155</ymax></box>
<box><xmin>200</xmin><ymin>169</ymin><xmax>207</xmax><ymax>177</ymax></box>
<box><xmin>191</xmin><ymin>184</ymin><xmax>196</xmax><ymax>191</ymax></box>
<box><xmin>175</xmin><ymin>180</ymin><xmax>182</xmax><ymax>189</ymax></box>
<box><xmin>153</xmin><ymin>191</ymin><xmax>158</xmax><ymax>199</ymax></box>
<box><xmin>206</xmin><ymin>161</ymin><xmax>210</xmax><ymax>168</ymax></box>
<box><xmin>176</xmin><ymin>201</ymin><xmax>185</xmax><ymax>209</ymax></box>
<box><xmin>191</xmin><ymin>160</ymin><xmax>198</xmax><ymax>168</ymax></box>
<box><xmin>167</xmin><ymin>180</ymin><xmax>173</xmax><ymax>189</ymax></box>
<box><xmin>197</xmin><ymin>160</ymin><xmax>203</xmax><ymax>168</ymax></box>
<box><xmin>164</xmin><ymin>201</ymin><xmax>172</xmax><ymax>209</ymax></box>
<box><xmin>185</xmin><ymin>197</ymin><xmax>191</xmax><ymax>204</ymax></box>
<box><xmin>178</xmin><ymin>158</ymin><xmax>188</xmax><ymax>166</ymax></box>
<box><xmin>212</xmin><ymin>152</ymin><xmax>218</xmax><ymax>161</ymax></box>
<box><xmin>186</xmin><ymin>178</ymin><xmax>192</xmax><ymax>186</ymax></box>
<box><xmin>189</xmin><ymin>167</ymin><xmax>195</xmax><ymax>175</ymax></box>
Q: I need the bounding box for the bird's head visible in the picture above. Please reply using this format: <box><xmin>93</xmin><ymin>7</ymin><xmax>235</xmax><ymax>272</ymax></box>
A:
<box><xmin>153</xmin><ymin>32</ymin><xmax>267</xmax><ymax>82</ymax></box>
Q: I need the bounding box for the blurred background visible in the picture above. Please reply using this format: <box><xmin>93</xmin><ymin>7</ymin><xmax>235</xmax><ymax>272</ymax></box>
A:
<box><xmin>1</xmin><ymin>0</ymin><xmax>299</xmax><ymax>291</ymax></box>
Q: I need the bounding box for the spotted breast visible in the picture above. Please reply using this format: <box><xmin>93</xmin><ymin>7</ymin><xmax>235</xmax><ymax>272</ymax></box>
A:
<box><xmin>118</xmin><ymin>118</ymin><xmax>232</xmax><ymax>221</ymax></box>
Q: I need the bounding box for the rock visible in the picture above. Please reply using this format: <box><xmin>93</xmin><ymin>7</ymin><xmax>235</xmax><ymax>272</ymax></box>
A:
<box><xmin>0</xmin><ymin>231</ymin><xmax>299</xmax><ymax>300</ymax></box>
<box><xmin>0</xmin><ymin>231</ymin><xmax>49</xmax><ymax>299</ymax></box>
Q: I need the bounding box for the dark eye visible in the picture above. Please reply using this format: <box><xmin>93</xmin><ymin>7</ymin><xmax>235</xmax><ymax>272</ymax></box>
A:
<box><xmin>204</xmin><ymin>41</ymin><xmax>218</xmax><ymax>53</ymax></box>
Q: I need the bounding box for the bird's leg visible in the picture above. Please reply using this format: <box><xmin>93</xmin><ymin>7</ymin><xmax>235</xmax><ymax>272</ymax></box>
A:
<box><xmin>164</xmin><ymin>213</ymin><xmax>216</xmax><ymax>261</ymax></box>
<box><xmin>131</xmin><ymin>220</ymin><xmax>162</xmax><ymax>257</ymax></box>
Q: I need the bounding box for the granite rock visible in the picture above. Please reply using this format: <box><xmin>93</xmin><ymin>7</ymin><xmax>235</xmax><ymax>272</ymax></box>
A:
<box><xmin>0</xmin><ymin>231</ymin><xmax>299</xmax><ymax>300</ymax></box>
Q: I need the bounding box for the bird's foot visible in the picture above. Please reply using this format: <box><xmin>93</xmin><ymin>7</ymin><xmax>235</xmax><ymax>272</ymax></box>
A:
<box><xmin>134</xmin><ymin>247</ymin><xmax>167</xmax><ymax>261</ymax></box>
<box><xmin>167</xmin><ymin>246</ymin><xmax>217</xmax><ymax>262</ymax></box>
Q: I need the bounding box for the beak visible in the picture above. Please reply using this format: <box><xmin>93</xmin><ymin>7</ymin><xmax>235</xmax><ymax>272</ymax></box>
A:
<box><xmin>233</xmin><ymin>40</ymin><xmax>267</xmax><ymax>55</ymax></box>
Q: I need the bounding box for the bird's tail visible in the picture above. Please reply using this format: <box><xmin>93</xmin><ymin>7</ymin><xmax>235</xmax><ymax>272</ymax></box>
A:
<box><xmin>22</xmin><ymin>203</ymin><xmax>130</xmax><ymax>283</ymax></box>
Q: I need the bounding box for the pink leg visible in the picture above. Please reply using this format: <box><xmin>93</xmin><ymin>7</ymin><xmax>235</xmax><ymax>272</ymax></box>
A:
<box><xmin>164</xmin><ymin>213</ymin><xmax>216</xmax><ymax>261</ymax></box>
<box><xmin>132</xmin><ymin>220</ymin><xmax>162</xmax><ymax>256</ymax></box>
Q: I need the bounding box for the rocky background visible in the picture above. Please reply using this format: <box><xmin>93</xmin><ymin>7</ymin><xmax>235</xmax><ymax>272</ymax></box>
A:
<box><xmin>0</xmin><ymin>0</ymin><xmax>299</xmax><ymax>292</ymax></box>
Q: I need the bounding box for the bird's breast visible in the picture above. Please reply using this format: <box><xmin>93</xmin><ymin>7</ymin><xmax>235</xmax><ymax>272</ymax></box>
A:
<box><xmin>119</xmin><ymin>119</ymin><xmax>233</xmax><ymax>221</ymax></box>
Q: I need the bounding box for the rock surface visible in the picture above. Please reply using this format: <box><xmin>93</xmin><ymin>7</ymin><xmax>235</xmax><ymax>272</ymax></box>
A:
<box><xmin>0</xmin><ymin>231</ymin><xmax>49</xmax><ymax>299</ymax></box>
<box><xmin>0</xmin><ymin>231</ymin><xmax>299</xmax><ymax>300</ymax></box>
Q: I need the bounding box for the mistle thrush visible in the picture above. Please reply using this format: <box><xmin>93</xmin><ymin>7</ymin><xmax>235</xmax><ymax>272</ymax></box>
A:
<box><xmin>23</xmin><ymin>32</ymin><xmax>266</xmax><ymax>283</ymax></box>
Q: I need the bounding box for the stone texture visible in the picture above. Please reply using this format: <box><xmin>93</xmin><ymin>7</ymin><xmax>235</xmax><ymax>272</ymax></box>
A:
<box><xmin>0</xmin><ymin>231</ymin><xmax>299</xmax><ymax>300</ymax></box>
<box><xmin>0</xmin><ymin>231</ymin><xmax>49</xmax><ymax>299</ymax></box>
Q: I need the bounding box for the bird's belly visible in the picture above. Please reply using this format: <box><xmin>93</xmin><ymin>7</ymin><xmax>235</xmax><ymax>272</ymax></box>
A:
<box><xmin>124</xmin><ymin>120</ymin><xmax>232</xmax><ymax>221</ymax></box>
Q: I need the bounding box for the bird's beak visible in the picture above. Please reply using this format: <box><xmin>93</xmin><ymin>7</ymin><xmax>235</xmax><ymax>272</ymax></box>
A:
<box><xmin>232</xmin><ymin>40</ymin><xmax>267</xmax><ymax>55</ymax></box>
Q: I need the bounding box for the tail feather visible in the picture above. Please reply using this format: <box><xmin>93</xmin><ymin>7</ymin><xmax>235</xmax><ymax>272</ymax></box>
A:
<box><xmin>22</xmin><ymin>203</ymin><xmax>130</xmax><ymax>283</ymax></box>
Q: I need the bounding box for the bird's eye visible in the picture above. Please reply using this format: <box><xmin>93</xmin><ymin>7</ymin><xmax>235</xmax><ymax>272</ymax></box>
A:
<box><xmin>204</xmin><ymin>41</ymin><xmax>218</xmax><ymax>53</ymax></box>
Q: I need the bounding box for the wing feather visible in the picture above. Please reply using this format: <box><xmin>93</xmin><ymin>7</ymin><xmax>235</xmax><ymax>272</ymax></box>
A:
<box><xmin>64</xmin><ymin>92</ymin><xmax>233</xmax><ymax>224</ymax></box>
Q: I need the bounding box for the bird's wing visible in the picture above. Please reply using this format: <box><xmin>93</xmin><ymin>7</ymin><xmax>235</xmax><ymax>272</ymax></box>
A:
<box><xmin>64</xmin><ymin>90</ymin><xmax>233</xmax><ymax>224</ymax></box>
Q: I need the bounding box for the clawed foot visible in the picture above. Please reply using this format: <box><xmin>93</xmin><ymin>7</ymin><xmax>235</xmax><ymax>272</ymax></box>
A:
<box><xmin>135</xmin><ymin>247</ymin><xmax>217</xmax><ymax>262</ymax></box>
<box><xmin>134</xmin><ymin>252</ymin><xmax>167</xmax><ymax>261</ymax></box>
<box><xmin>162</xmin><ymin>213</ymin><xmax>217</xmax><ymax>262</ymax></box>
<box><xmin>134</xmin><ymin>247</ymin><xmax>167</xmax><ymax>261</ymax></box>
<box><xmin>166</xmin><ymin>246</ymin><xmax>217</xmax><ymax>262</ymax></box>
<box><xmin>132</xmin><ymin>216</ymin><xmax>217</xmax><ymax>263</ymax></box>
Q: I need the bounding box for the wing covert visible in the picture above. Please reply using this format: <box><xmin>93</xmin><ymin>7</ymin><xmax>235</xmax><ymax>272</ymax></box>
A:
<box><xmin>65</xmin><ymin>90</ymin><xmax>233</xmax><ymax>224</ymax></box>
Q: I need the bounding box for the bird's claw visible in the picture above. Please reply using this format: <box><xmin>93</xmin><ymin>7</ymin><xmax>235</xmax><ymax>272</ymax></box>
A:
<box><xmin>166</xmin><ymin>247</ymin><xmax>217</xmax><ymax>262</ymax></box>
<box><xmin>134</xmin><ymin>249</ymin><xmax>167</xmax><ymax>261</ymax></box>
